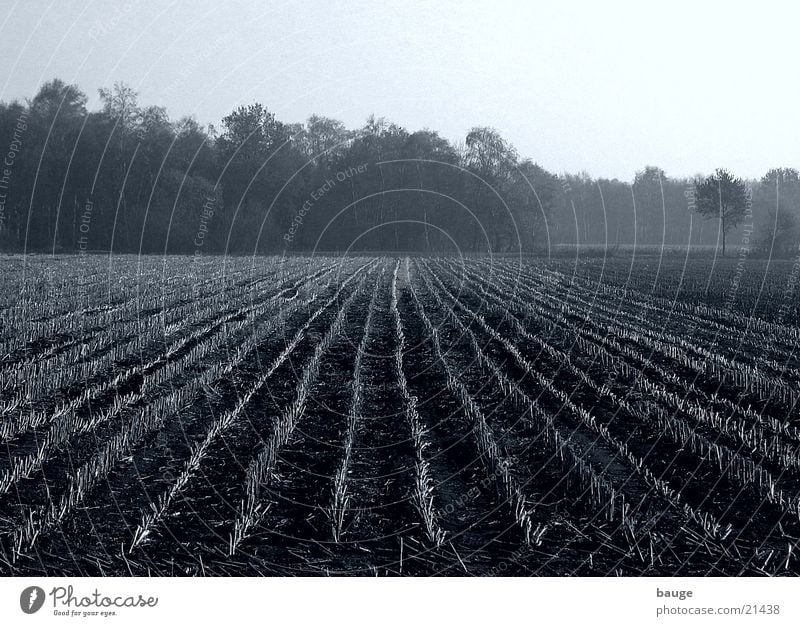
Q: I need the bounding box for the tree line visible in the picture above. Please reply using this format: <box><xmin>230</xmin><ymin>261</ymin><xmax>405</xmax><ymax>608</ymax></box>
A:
<box><xmin>0</xmin><ymin>78</ymin><xmax>798</xmax><ymax>256</ymax></box>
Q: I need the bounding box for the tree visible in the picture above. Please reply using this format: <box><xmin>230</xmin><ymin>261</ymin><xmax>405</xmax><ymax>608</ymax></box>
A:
<box><xmin>403</xmin><ymin>130</ymin><xmax>460</xmax><ymax>253</ymax></box>
<box><xmin>693</xmin><ymin>168</ymin><xmax>749</xmax><ymax>256</ymax></box>
<box><xmin>462</xmin><ymin>127</ymin><xmax>518</xmax><ymax>250</ymax></box>
<box><xmin>301</xmin><ymin>115</ymin><xmax>351</xmax><ymax>165</ymax></box>
<box><xmin>8</xmin><ymin>77</ymin><xmax>785</xmax><ymax>256</ymax></box>
<box><xmin>506</xmin><ymin>160</ymin><xmax>559</xmax><ymax>251</ymax></box>
<box><xmin>633</xmin><ymin>166</ymin><xmax>666</xmax><ymax>244</ymax></box>
<box><xmin>98</xmin><ymin>82</ymin><xmax>139</xmax><ymax>129</ymax></box>
<box><xmin>28</xmin><ymin>79</ymin><xmax>89</xmax><ymax>250</ymax></box>
<box><xmin>754</xmin><ymin>168</ymin><xmax>800</xmax><ymax>257</ymax></box>
<box><xmin>757</xmin><ymin>168</ymin><xmax>800</xmax><ymax>217</ymax></box>
<box><xmin>218</xmin><ymin>103</ymin><xmax>289</xmax><ymax>157</ymax></box>
<box><xmin>757</xmin><ymin>208</ymin><xmax>799</xmax><ymax>258</ymax></box>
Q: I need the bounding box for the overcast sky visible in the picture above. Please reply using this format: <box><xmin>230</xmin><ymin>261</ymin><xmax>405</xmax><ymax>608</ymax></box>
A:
<box><xmin>1</xmin><ymin>0</ymin><xmax>797</xmax><ymax>181</ymax></box>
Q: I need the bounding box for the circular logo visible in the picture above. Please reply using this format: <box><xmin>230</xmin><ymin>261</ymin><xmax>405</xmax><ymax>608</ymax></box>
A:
<box><xmin>20</xmin><ymin>586</ymin><xmax>45</xmax><ymax>614</ymax></box>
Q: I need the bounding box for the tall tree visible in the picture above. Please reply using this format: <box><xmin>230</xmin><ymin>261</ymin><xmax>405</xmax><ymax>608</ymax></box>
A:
<box><xmin>633</xmin><ymin>166</ymin><xmax>666</xmax><ymax>244</ymax></box>
<box><xmin>753</xmin><ymin>168</ymin><xmax>800</xmax><ymax>257</ymax></box>
<box><xmin>28</xmin><ymin>79</ymin><xmax>88</xmax><ymax>250</ymax></box>
<box><xmin>693</xmin><ymin>168</ymin><xmax>749</xmax><ymax>256</ymax></box>
<box><xmin>506</xmin><ymin>160</ymin><xmax>559</xmax><ymax>251</ymax></box>
<box><xmin>462</xmin><ymin>127</ymin><xmax>518</xmax><ymax>250</ymax></box>
<box><xmin>301</xmin><ymin>115</ymin><xmax>351</xmax><ymax>166</ymax></box>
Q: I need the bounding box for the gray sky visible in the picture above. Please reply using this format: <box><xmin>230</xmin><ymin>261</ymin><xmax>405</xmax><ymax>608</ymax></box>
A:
<box><xmin>1</xmin><ymin>0</ymin><xmax>797</xmax><ymax>181</ymax></box>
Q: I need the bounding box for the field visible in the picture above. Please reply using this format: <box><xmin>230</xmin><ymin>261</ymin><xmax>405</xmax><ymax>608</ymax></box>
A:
<box><xmin>1</xmin><ymin>253</ymin><xmax>799</xmax><ymax>576</ymax></box>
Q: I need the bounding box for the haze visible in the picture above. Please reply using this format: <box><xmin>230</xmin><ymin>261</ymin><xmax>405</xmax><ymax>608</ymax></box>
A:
<box><xmin>1</xmin><ymin>0</ymin><xmax>797</xmax><ymax>181</ymax></box>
